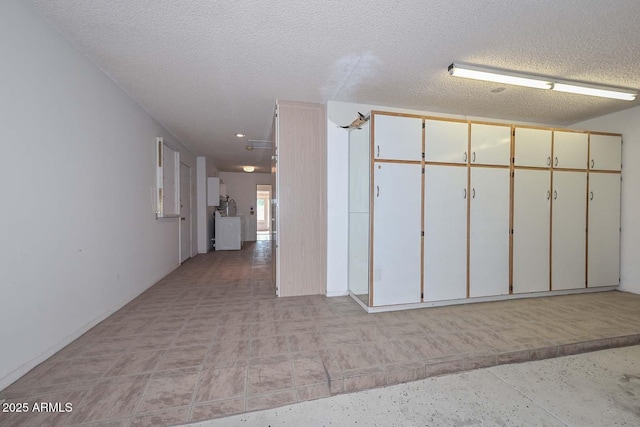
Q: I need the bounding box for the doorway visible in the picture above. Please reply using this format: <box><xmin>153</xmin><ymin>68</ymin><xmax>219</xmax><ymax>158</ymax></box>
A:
<box><xmin>256</xmin><ymin>184</ymin><xmax>272</xmax><ymax>241</ymax></box>
<box><xmin>179</xmin><ymin>162</ymin><xmax>192</xmax><ymax>263</ymax></box>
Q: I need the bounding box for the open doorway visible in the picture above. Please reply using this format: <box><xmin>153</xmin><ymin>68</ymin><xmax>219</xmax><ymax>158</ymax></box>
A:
<box><xmin>256</xmin><ymin>184</ymin><xmax>272</xmax><ymax>241</ymax></box>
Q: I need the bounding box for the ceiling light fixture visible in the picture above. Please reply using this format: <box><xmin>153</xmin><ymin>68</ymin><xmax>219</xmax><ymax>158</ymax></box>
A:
<box><xmin>243</xmin><ymin>166</ymin><xmax>255</xmax><ymax>173</ymax></box>
<box><xmin>235</xmin><ymin>133</ymin><xmax>245</xmax><ymax>138</ymax></box>
<box><xmin>448</xmin><ymin>63</ymin><xmax>636</xmax><ymax>101</ymax></box>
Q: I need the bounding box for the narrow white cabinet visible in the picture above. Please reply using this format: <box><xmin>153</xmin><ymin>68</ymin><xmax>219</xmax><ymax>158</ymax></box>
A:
<box><xmin>372</xmin><ymin>162</ymin><xmax>422</xmax><ymax>306</ymax></box>
<box><xmin>424</xmin><ymin>165</ymin><xmax>468</xmax><ymax>301</ymax></box>
<box><xmin>553</xmin><ymin>131</ymin><xmax>588</xmax><ymax>169</ymax></box>
<box><xmin>514</xmin><ymin>128</ymin><xmax>552</xmax><ymax>168</ymax></box>
<box><xmin>588</xmin><ymin>173</ymin><xmax>621</xmax><ymax>287</ymax></box>
<box><xmin>590</xmin><ymin>134</ymin><xmax>622</xmax><ymax>171</ymax></box>
<box><xmin>551</xmin><ymin>171</ymin><xmax>587</xmax><ymax>290</ymax></box>
<box><xmin>469</xmin><ymin>168</ymin><xmax>510</xmax><ymax>297</ymax></box>
<box><xmin>513</xmin><ymin>170</ymin><xmax>551</xmax><ymax>293</ymax></box>
<box><xmin>470</xmin><ymin>124</ymin><xmax>511</xmax><ymax>166</ymax></box>
<box><xmin>373</xmin><ymin>113</ymin><xmax>423</xmax><ymax>161</ymax></box>
<box><xmin>424</xmin><ymin>119</ymin><xmax>468</xmax><ymax>164</ymax></box>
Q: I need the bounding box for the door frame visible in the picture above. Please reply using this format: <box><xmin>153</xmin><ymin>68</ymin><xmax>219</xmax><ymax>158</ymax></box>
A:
<box><xmin>179</xmin><ymin>161</ymin><xmax>192</xmax><ymax>263</ymax></box>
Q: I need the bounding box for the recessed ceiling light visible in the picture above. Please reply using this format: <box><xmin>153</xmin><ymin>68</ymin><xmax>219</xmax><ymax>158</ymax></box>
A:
<box><xmin>235</xmin><ymin>133</ymin><xmax>245</xmax><ymax>138</ymax></box>
<box><xmin>243</xmin><ymin>166</ymin><xmax>255</xmax><ymax>173</ymax></box>
<box><xmin>245</xmin><ymin>145</ymin><xmax>254</xmax><ymax>151</ymax></box>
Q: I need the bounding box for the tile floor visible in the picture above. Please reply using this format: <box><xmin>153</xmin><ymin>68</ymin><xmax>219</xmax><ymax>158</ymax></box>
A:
<box><xmin>2</xmin><ymin>241</ymin><xmax>640</xmax><ymax>426</ymax></box>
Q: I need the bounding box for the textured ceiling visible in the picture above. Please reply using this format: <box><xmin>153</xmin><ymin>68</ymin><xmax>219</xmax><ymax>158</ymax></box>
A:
<box><xmin>25</xmin><ymin>0</ymin><xmax>640</xmax><ymax>172</ymax></box>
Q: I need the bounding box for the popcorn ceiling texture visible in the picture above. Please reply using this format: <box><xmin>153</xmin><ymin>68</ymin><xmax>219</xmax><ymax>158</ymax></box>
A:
<box><xmin>25</xmin><ymin>0</ymin><xmax>640</xmax><ymax>171</ymax></box>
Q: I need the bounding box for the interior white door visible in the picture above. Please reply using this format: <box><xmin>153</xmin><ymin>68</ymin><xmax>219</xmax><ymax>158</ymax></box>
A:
<box><xmin>588</xmin><ymin>173</ymin><xmax>621</xmax><ymax>287</ymax></box>
<box><xmin>514</xmin><ymin>128</ymin><xmax>552</xmax><ymax>168</ymax></box>
<box><xmin>470</xmin><ymin>124</ymin><xmax>511</xmax><ymax>166</ymax></box>
<box><xmin>590</xmin><ymin>134</ymin><xmax>622</xmax><ymax>171</ymax></box>
<box><xmin>513</xmin><ymin>169</ymin><xmax>551</xmax><ymax>294</ymax></box>
<box><xmin>424</xmin><ymin>119</ymin><xmax>468</xmax><ymax>164</ymax></box>
<box><xmin>424</xmin><ymin>165</ymin><xmax>468</xmax><ymax>301</ymax></box>
<box><xmin>373</xmin><ymin>114</ymin><xmax>423</xmax><ymax>161</ymax></box>
<box><xmin>553</xmin><ymin>131</ymin><xmax>588</xmax><ymax>169</ymax></box>
<box><xmin>372</xmin><ymin>162</ymin><xmax>422</xmax><ymax>306</ymax></box>
<box><xmin>551</xmin><ymin>171</ymin><xmax>587</xmax><ymax>290</ymax></box>
<box><xmin>469</xmin><ymin>167</ymin><xmax>510</xmax><ymax>297</ymax></box>
<box><xmin>179</xmin><ymin>162</ymin><xmax>192</xmax><ymax>263</ymax></box>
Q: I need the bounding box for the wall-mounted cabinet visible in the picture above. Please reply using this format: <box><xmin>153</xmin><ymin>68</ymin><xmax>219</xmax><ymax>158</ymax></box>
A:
<box><xmin>348</xmin><ymin>110</ymin><xmax>621</xmax><ymax>312</ymax></box>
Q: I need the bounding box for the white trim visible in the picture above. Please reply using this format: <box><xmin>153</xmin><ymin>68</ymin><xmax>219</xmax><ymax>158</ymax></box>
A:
<box><xmin>351</xmin><ymin>286</ymin><xmax>618</xmax><ymax>313</ymax></box>
<box><xmin>326</xmin><ymin>290</ymin><xmax>350</xmax><ymax>297</ymax></box>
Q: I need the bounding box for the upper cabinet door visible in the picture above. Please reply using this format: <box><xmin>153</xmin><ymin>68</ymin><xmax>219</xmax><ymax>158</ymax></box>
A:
<box><xmin>514</xmin><ymin>128</ymin><xmax>552</xmax><ymax>168</ymax></box>
<box><xmin>590</xmin><ymin>134</ymin><xmax>622</xmax><ymax>171</ymax></box>
<box><xmin>553</xmin><ymin>131</ymin><xmax>588</xmax><ymax>169</ymax></box>
<box><xmin>470</xmin><ymin>124</ymin><xmax>511</xmax><ymax>166</ymax></box>
<box><xmin>373</xmin><ymin>114</ymin><xmax>423</xmax><ymax>161</ymax></box>
<box><xmin>424</xmin><ymin>119</ymin><xmax>468</xmax><ymax>164</ymax></box>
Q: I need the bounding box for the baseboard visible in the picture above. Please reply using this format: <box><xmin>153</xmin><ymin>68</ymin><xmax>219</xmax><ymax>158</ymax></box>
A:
<box><xmin>0</xmin><ymin>262</ymin><xmax>180</xmax><ymax>391</ymax></box>
<box><xmin>326</xmin><ymin>290</ymin><xmax>349</xmax><ymax>297</ymax></box>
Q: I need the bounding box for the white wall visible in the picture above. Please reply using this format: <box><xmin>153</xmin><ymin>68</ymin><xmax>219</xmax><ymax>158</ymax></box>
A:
<box><xmin>0</xmin><ymin>0</ymin><xmax>197</xmax><ymax>389</ymax></box>
<box><xmin>196</xmin><ymin>157</ymin><xmax>219</xmax><ymax>253</ymax></box>
<box><xmin>572</xmin><ymin>106</ymin><xmax>640</xmax><ymax>294</ymax></box>
<box><xmin>219</xmin><ymin>172</ymin><xmax>273</xmax><ymax>242</ymax></box>
<box><xmin>326</xmin><ymin>100</ymin><xmax>559</xmax><ymax>297</ymax></box>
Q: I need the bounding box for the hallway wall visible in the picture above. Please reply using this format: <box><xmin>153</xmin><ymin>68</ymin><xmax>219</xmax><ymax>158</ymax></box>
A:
<box><xmin>0</xmin><ymin>0</ymin><xmax>197</xmax><ymax>388</ymax></box>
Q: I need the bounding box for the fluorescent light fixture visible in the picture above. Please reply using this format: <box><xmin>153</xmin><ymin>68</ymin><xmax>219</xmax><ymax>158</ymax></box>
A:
<box><xmin>448</xmin><ymin>63</ymin><xmax>637</xmax><ymax>101</ymax></box>
<box><xmin>242</xmin><ymin>166</ymin><xmax>255</xmax><ymax>173</ymax></box>
<box><xmin>448</xmin><ymin>63</ymin><xmax>551</xmax><ymax>89</ymax></box>
<box><xmin>552</xmin><ymin>83</ymin><xmax>636</xmax><ymax>101</ymax></box>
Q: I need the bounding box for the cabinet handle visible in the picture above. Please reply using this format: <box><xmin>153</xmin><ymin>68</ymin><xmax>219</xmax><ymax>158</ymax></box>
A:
<box><xmin>590</xmin><ymin>191</ymin><xmax>594</xmax><ymax>200</ymax></box>
<box><xmin>591</xmin><ymin>159</ymin><xmax>595</xmax><ymax>168</ymax></box>
<box><xmin>547</xmin><ymin>156</ymin><xmax>551</xmax><ymax>166</ymax></box>
<box><xmin>377</xmin><ymin>145</ymin><xmax>380</xmax><ymax>157</ymax></box>
<box><xmin>463</xmin><ymin>151</ymin><xmax>468</xmax><ymax>162</ymax></box>
<box><xmin>554</xmin><ymin>157</ymin><xmax>559</xmax><ymax>167</ymax></box>
<box><xmin>554</xmin><ymin>190</ymin><xmax>558</xmax><ymax>200</ymax></box>
<box><xmin>472</xmin><ymin>152</ymin><xmax>476</xmax><ymax>162</ymax></box>
<box><xmin>472</xmin><ymin>188</ymin><xmax>476</xmax><ymax>199</ymax></box>
<box><xmin>463</xmin><ymin>188</ymin><xmax>467</xmax><ymax>199</ymax></box>
<box><xmin>547</xmin><ymin>190</ymin><xmax>550</xmax><ymax>200</ymax></box>
<box><xmin>376</xmin><ymin>185</ymin><xmax>379</xmax><ymax>197</ymax></box>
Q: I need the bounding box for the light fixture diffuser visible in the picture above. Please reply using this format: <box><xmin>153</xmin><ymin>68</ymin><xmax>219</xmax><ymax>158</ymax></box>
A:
<box><xmin>448</xmin><ymin>63</ymin><xmax>637</xmax><ymax>101</ymax></box>
<box><xmin>242</xmin><ymin>166</ymin><xmax>255</xmax><ymax>173</ymax></box>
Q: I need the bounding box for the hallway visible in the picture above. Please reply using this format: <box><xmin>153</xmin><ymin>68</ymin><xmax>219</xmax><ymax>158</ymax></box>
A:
<box><xmin>2</xmin><ymin>241</ymin><xmax>640</xmax><ymax>426</ymax></box>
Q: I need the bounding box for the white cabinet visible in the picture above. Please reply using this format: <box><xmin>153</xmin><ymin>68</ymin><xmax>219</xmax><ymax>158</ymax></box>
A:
<box><xmin>373</xmin><ymin>114</ymin><xmax>423</xmax><ymax>161</ymax></box>
<box><xmin>590</xmin><ymin>134</ymin><xmax>622</xmax><ymax>171</ymax></box>
<box><xmin>424</xmin><ymin>165</ymin><xmax>468</xmax><ymax>301</ymax></box>
<box><xmin>553</xmin><ymin>131</ymin><xmax>588</xmax><ymax>169</ymax></box>
<box><xmin>469</xmin><ymin>168</ymin><xmax>510</xmax><ymax>297</ymax></box>
<box><xmin>551</xmin><ymin>171</ymin><xmax>587</xmax><ymax>290</ymax></box>
<box><xmin>514</xmin><ymin>128</ymin><xmax>552</xmax><ymax>168</ymax></box>
<box><xmin>588</xmin><ymin>173</ymin><xmax>621</xmax><ymax>287</ymax></box>
<box><xmin>513</xmin><ymin>170</ymin><xmax>551</xmax><ymax>293</ymax></box>
<box><xmin>424</xmin><ymin>119</ymin><xmax>468</xmax><ymax>164</ymax></box>
<box><xmin>470</xmin><ymin>124</ymin><xmax>511</xmax><ymax>166</ymax></box>
<box><xmin>207</xmin><ymin>177</ymin><xmax>220</xmax><ymax>206</ymax></box>
<box><xmin>372</xmin><ymin>162</ymin><xmax>422</xmax><ymax>306</ymax></box>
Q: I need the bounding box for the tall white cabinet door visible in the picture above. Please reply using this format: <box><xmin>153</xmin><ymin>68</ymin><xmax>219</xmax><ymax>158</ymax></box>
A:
<box><xmin>553</xmin><ymin>131</ymin><xmax>588</xmax><ymax>169</ymax></box>
<box><xmin>469</xmin><ymin>168</ymin><xmax>510</xmax><ymax>297</ymax></box>
<box><xmin>373</xmin><ymin>114</ymin><xmax>423</xmax><ymax>161</ymax></box>
<box><xmin>424</xmin><ymin>119</ymin><xmax>468</xmax><ymax>164</ymax></box>
<box><xmin>513</xmin><ymin>170</ymin><xmax>551</xmax><ymax>294</ymax></box>
<box><xmin>514</xmin><ymin>128</ymin><xmax>552</xmax><ymax>168</ymax></box>
<box><xmin>372</xmin><ymin>162</ymin><xmax>422</xmax><ymax>306</ymax></box>
<box><xmin>551</xmin><ymin>171</ymin><xmax>587</xmax><ymax>290</ymax></box>
<box><xmin>590</xmin><ymin>134</ymin><xmax>622</xmax><ymax>171</ymax></box>
<box><xmin>424</xmin><ymin>165</ymin><xmax>468</xmax><ymax>301</ymax></box>
<box><xmin>470</xmin><ymin>124</ymin><xmax>511</xmax><ymax>166</ymax></box>
<box><xmin>588</xmin><ymin>173</ymin><xmax>621</xmax><ymax>287</ymax></box>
